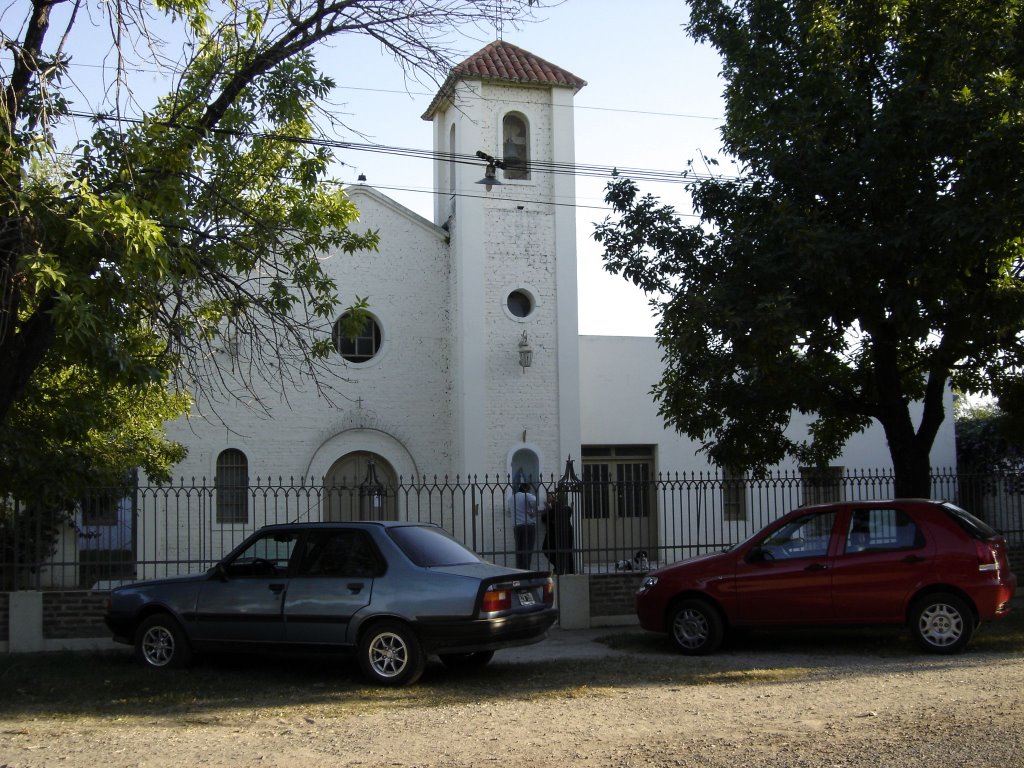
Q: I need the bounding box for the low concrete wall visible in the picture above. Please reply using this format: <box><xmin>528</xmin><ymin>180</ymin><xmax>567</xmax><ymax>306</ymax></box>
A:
<box><xmin>591</xmin><ymin>573</ymin><xmax>645</xmax><ymax>617</ymax></box>
<box><xmin>2</xmin><ymin>591</ymin><xmax>120</xmax><ymax>653</ymax></box>
<box><xmin>554</xmin><ymin>573</ymin><xmax>643</xmax><ymax>630</ymax></box>
<box><xmin>2</xmin><ymin>576</ymin><xmax>642</xmax><ymax>653</ymax></box>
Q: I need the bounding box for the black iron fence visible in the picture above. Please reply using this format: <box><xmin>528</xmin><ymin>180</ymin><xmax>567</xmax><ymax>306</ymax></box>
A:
<box><xmin>3</xmin><ymin>467</ymin><xmax>1023</xmax><ymax>591</ymax></box>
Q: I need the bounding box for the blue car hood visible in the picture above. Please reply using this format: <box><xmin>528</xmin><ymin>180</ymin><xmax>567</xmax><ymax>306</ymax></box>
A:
<box><xmin>113</xmin><ymin>572</ymin><xmax>210</xmax><ymax>592</ymax></box>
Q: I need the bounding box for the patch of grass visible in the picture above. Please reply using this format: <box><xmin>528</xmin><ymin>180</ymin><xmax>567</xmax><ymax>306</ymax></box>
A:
<box><xmin>0</xmin><ymin>648</ymin><xmax>805</xmax><ymax>720</ymax></box>
<box><xmin>1</xmin><ymin>607</ymin><xmax>1020</xmax><ymax>721</ymax></box>
<box><xmin>699</xmin><ymin>668</ymin><xmax>809</xmax><ymax>685</ymax></box>
<box><xmin>970</xmin><ymin>605</ymin><xmax>1024</xmax><ymax>652</ymax></box>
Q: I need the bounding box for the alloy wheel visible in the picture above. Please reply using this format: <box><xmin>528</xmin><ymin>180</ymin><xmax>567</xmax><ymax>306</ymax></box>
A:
<box><xmin>917</xmin><ymin>602</ymin><xmax>964</xmax><ymax>648</ymax></box>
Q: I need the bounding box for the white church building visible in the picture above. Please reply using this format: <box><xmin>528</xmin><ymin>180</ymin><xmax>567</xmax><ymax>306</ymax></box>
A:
<box><xmin>161</xmin><ymin>41</ymin><xmax>956</xmax><ymax>571</ymax></box>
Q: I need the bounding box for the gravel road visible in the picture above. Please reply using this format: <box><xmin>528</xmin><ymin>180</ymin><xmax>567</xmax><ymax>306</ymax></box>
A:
<box><xmin>1</xmin><ymin>626</ymin><xmax>1021</xmax><ymax>768</ymax></box>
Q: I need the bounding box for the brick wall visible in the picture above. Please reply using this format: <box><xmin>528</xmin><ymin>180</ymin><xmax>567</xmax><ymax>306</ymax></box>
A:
<box><xmin>41</xmin><ymin>591</ymin><xmax>109</xmax><ymax>639</ymax></box>
<box><xmin>1009</xmin><ymin>546</ymin><xmax>1023</xmax><ymax>572</ymax></box>
<box><xmin>590</xmin><ymin>573</ymin><xmax>645</xmax><ymax>617</ymax></box>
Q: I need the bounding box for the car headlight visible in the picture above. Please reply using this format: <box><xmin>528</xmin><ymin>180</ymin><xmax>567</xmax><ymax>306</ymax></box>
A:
<box><xmin>638</xmin><ymin>575</ymin><xmax>658</xmax><ymax>592</ymax></box>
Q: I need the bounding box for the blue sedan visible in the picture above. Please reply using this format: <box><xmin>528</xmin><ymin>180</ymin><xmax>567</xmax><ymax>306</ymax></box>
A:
<box><xmin>105</xmin><ymin>522</ymin><xmax>557</xmax><ymax>685</ymax></box>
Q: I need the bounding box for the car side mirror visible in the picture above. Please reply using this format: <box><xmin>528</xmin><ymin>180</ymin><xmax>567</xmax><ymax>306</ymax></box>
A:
<box><xmin>211</xmin><ymin>562</ymin><xmax>229</xmax><ymax>581</ymax></box>
<box><xmin>746</xmin><ymin>546</ymin><xmax>769</xmax><ymax>564</ymax></box>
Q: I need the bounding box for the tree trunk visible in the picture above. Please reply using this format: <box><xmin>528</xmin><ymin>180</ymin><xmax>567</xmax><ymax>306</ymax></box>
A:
<box><xmin>871</xmin><ymin>331</ymin><xmax>949</xmax><ymax>499</ymax></box>
<box><xmin>887</xmin><ymin>434</ymin><xmax>934</xmax><ymax>499</ymax></box>
<box><xmin>876</xmin><ymin>378</ymin><xmax>948</xmax><ymax>499</ymax></box>
<box><xmin>0</xmin><ymin>291</ymin><xmax>56</xmax><ymax>428</ymax></box>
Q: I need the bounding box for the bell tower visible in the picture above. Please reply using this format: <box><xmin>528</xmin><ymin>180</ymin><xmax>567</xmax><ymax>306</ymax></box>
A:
<box><xmin>422</xmin><ymin>41</ymin><xmax>586</xmax><ymax>480</ymax></box>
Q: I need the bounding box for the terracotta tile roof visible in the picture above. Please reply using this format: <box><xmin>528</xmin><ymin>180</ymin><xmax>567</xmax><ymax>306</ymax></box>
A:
<box><xmin>422</xmin><ymin>40</ymin><xmax>587</xmax><ymax>120</ymax></box>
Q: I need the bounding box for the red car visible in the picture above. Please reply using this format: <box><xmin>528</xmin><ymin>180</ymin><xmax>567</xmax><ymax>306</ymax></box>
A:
<box><xmin>636</xmin><ymin>500</ymin><xmax>1017</xmax><ymax>654</ymax></box>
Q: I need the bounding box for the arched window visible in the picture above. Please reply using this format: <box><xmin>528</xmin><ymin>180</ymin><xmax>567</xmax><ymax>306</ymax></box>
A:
<box><xmin>216</xmin><ymin>448</ymin><xmax>249</xmax><ymax>524</ymax></box>
<box><xmin>324</xmin><ymin>452</ymin><xmax>398</xmax><ymax>522</ymax></box>
<box><xmin>502</xmin><ymin>113</ymin><xmax>530</xmax><ymax>180</ymax></box>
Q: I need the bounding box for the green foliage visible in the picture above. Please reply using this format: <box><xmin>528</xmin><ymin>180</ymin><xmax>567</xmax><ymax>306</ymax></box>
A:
<box><xmin>955</xmin><ymin>403</ymin><xmax>1024</xmax><ymax>474</ymax></box>
<box><xmin>595</xmin><ymin>0</ymin><xmax>1024</xmax><ymax>495</ymax></box>
<box><xmin>0</xmin><ymin>356</ymin><xmax>189</xmax><ymax>505</ymax></box>
<box><xmin>2</xmin><ymin>0</ymin><xmax>544</xmax><ymax>507</ymax></box>
<box><xmin>0</xmin><ymin>499</ymin><xmax>68</xmax><ymax>590</ymax></box>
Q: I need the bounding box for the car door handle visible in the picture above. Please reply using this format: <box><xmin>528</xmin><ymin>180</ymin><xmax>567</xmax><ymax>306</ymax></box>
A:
<box><xmin>347</xmin><ymin>582</ymin><xmax>364</xmax><ymax>594</ymax></box>
<box><xmin>268</xmin><ymin>583</ymin><xmax>286</xmax><ymax>594</ymax></box>
<box><xmin>804</xmin><ymin>563</ymin><xmax>827</xmax><ymax>572</ymax></box>
<box><xmin>902</xmin><ymin>555</ymin><xmax>926</xmax><ymax>565</ymax></box>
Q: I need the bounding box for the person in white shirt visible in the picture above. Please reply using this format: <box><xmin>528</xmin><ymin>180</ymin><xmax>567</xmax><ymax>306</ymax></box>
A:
<box><xmin>507</xmin><ymin>482</ymin><xmax>537</xmax><ymax>570</ymax></box>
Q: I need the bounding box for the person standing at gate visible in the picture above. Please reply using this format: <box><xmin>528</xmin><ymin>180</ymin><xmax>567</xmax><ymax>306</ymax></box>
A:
<box><xmin>541</xmin><ymin>485</ymin><xmax>575</xmax><ymax>575</ymax></box>
<box><xmin>507</xmin><ymin>482</ymin><xmax>537</xmax><ymax>570</ymax></box>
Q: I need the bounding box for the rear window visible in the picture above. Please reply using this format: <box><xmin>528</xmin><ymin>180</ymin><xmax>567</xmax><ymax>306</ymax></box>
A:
<box><xmin>388</xmin><ymin>525</ymin><xmax>482</xmax><ymax>567</ymax></box>
<box><xmin>941</xmin><ymin>502</ymin><xmax>1000</xmax><ymax>539</ymax></box>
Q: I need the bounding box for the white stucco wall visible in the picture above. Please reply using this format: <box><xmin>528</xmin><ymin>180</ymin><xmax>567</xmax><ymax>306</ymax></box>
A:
<box><xmin>579</xmin><ymin>335</ymin><xmax>958</xmax><ymax>474</ymax></box>
<box><xmin>436</xmin><ymin>78</ymin><xmax>582</xmax><ymax>481</ymax></box>
<box><xmin>165</xmin><ymin>187</ymin><xmax>454</xmax><ymax>483</ymax></box>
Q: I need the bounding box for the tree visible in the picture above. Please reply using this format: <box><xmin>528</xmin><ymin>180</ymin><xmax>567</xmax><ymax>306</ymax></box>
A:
<box><xmin>595</xmin><ymin>0</ymin><xmax>1024</xmax><ymax>497</ymax></box>
<box><xmin>0</xmin><ymin>336</ymin><xmax>188</xmax><ymax>588</ymax></box>
<box><xmin>953</xmin><ymin>398</ymin><xmax>1024</xmax><ymax>520</ymax></box>
<box><xmin>0</xmin><ymin>335</ymin><xmax>190</xmax><ymax>505</ymax></box>
<box><xmin>955</xmin><ymin>400</ymin><xmax>1024</xmax><ymax>476</ymax></box>
<box><xmin>1</xmin><ymin>0</ymin><xmax>543</xmax><ymax>492</ymax></box>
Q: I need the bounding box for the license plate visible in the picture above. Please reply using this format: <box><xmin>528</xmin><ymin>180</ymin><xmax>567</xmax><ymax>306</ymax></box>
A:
<box><xmin>518</xmin><ymin>590</ymin><xmax>535</xmax><ymax>606</ymax></box>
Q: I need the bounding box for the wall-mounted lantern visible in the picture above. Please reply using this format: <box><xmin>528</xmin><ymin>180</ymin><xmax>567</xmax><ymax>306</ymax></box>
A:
<box><xmin>518</xmin><ymin>330</ymin><xmax>533</xmax><ymax>372</ymax></box>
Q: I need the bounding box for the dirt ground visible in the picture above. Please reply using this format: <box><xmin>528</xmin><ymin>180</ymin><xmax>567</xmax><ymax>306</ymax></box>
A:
<box><xmin>1</xmin><ymin>629</ymin><xmax>1022</xmax><ymax>768</ymax></box>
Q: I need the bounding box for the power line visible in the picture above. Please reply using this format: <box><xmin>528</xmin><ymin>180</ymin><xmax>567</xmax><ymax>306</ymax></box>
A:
<box><xmin>63</xmin><ymin>61</ymin><xmax>725</xmax><ymax>123</ymax></box>
<box><xmin>63</xmin><ymin>110</ymin><xmax>737</xmax><ymax>186</ymax></box>
<box><xmin>343</xmin><ymin>181</ymin><xmax>704</xmax><ymax>218</ymax></box>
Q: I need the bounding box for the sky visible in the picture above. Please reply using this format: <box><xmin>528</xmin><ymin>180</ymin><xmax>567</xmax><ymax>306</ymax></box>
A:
<box><xmin>52</xmin><ymin>0</ymin><xmax>730</xmax><ymax>337</ymax></box>
<box><xmin>316</xmin><ymin>0</ymin><xmax>729</xmax><ymax>337</ymax></box>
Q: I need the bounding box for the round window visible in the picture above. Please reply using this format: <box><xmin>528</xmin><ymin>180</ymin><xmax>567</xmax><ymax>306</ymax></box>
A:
<box><xmin>506</xmin><ymin>289</ymin><xmax>534</xmax><ymax>318</ymax></box>
<box><xmin>332</xmin><ymin>313</ymin><xmax>382</xmax><ymax>363</ymax></box>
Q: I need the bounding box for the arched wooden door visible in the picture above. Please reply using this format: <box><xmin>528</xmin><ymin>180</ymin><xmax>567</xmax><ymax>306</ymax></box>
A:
<box><xmin>324</xmin><ymin>452</ymin><xmax>398</xmax><ymax>522</ymax></box>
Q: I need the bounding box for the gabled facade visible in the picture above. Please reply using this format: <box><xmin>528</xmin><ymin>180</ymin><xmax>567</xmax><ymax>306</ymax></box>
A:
<box><xmin>164</xmin><ymin>42</ymin><xmax>595</xmax><ymax>557</ymax></box>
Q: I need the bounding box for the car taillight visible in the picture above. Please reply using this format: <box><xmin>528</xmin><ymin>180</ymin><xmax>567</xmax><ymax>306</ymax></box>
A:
<box><xmin>976</xmin><ymin>540</ymin><xmax>1000</xmax><ymax>574</ymax></box>
<box><xmin>543</xmin><ymin>578</ymin><xmax>555</xmax><ymax>606</ymax></box>
<box><xmin>481</xmin><ymin>586</ymin><xmax>512</xmax><ymax>613</ymax></box>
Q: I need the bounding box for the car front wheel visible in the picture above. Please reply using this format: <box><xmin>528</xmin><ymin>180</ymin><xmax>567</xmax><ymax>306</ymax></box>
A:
<box><xmin>358</xmin><ymin>621</ymin><xmax>426</xmax><ymax>686</ymax></box>
<box><xmin>135</xmin><ymin>614</ymin><xmax>193</xmax><ymax>669</ymax></box>
<box><xmin>668</xmin><ymin>598</ymin><xmax>724</xmax><ymax>655</ymax></box>
<box><xmin>910</xmin><ymin>593</ymin><xmax>975</xmax><ymax>654</ymax></box>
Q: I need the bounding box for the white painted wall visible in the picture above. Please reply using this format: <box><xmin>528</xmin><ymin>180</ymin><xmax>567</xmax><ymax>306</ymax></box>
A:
<box><xmin>431</xmin><ymin>77</ymin><xmax>582</xmax><ymax>481</ymax></box>
<box><xmin>165</xmin><ymin>186</ymin><xmax>454</xmax><ymax>483</ymax></box>
<box><xmin>579</xmin><ymin>335</ymin><xmax>958</xmax><ymax>474</ymax></box>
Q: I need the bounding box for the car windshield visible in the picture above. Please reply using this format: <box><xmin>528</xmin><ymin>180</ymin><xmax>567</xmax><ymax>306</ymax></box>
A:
<box><xmin>725</xmin><ymin>515</ymin><xmax>788</xmax><ymax>551</ymax></box>
<box><xmin>942</xmin><ymin>502</ymin><xmax>1000</xmax><ymax>539</ymax></box>
<box><xmin>388</xmin><ymin>525</ymin><xmax>483</xmax><ymax>567</ymax></box>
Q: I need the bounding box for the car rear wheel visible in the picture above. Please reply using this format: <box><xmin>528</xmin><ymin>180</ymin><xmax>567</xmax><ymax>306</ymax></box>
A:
<box><xmin>135</xmin><ymin>614</ymin><xmax>193</xmax><ymax>669</ymax></box>
<box><xmin>910</xmin><ymin>593</ymin><xmax>975</xmax><ymax>654</ymax></box>
<box><xmin>439</xmin><ymin>650</ymin><xmax>495</xmax><ymax>672</ymax></box>
<box><xmin>668</xmin><ymin>598</ymin><xmax>724</xmax><ymax>655</ymax></box>
<box><xmin>359</xmin><ymin>620</ymin><xmax>426</xmax><ymax>686</ymax></box>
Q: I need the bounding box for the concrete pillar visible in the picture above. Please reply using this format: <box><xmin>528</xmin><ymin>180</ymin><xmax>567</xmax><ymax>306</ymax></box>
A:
<box><xmin>9</xmin><ymin>591</ymin><xmax>44</xmax><ymax>652</ymax></box>
<box><xmin>555</xmin><ymin>574</ymin><xmax>590</xmax><ymax>630</ymax></box>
